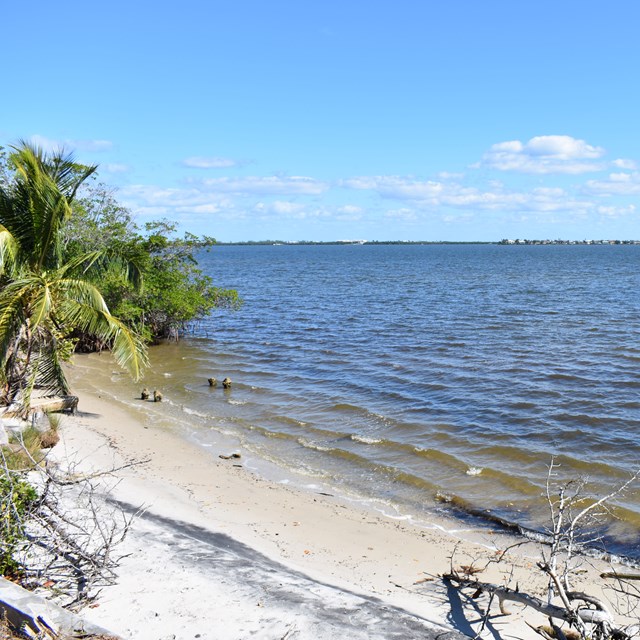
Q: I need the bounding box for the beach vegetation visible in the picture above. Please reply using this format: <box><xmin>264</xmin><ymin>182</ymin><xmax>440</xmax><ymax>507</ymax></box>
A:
<box><xmin>0</xmin><ymin>142</ymin><xmax>148</xmax><ymax>413</ymax></box>
<box><xmin>0</xmin><ymin>469</ymin><xmax>37</xmax><ymax>578</ymax></box>
<box><xmin>3</xmin><ymin>427</ymin><xmax>46</xmax><ymax>471</ymax></box>
<box><xmin>0</xmin><ymin>430</ymin><xmax>136</xmax><ymax>607</ymax></box>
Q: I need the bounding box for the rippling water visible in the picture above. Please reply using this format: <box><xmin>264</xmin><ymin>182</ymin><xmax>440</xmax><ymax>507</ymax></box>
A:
<box><xmin>73</xmin><ymin>244</ymin><xmax>640</xmax><ymax>556</ymax></box>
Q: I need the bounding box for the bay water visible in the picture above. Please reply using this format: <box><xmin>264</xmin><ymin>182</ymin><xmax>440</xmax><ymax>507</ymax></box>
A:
<box><xmin>73</xmin><ymin>244</ymin><xmax>640</xmax><ymax>557</ymax></box>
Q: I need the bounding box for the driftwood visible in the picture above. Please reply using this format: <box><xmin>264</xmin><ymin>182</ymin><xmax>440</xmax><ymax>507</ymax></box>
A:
<box><xmin>444</xmin><ymin>572</ymin><xmax>615</xmax><ymax>627</ymax></box>
<box><xmin>444</xmin><ymin>461</ymin><xmax>640</xmax><ymax>639</ymax></box>
<box><xmin>27</xmin><ymin>396</ymin><xmax>79</xmax><ymax>416</ymax></box>
<box><xmin>601</xmin><ymin>572</ymin><xmax>640</xmax><ymax>581</ymax></box>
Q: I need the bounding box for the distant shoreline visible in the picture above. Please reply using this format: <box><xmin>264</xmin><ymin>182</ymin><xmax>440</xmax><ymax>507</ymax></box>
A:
<box><xmin>216</xmin><ymin>239</ymin><xmax>640</xmax><ymax>246</ymax></box>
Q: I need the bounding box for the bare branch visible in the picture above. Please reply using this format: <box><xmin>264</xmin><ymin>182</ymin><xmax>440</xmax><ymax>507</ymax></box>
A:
<box><xmin>444</xmin><ymin>573</ymin><xmax>614</xmax><ymax>628</ymax></box>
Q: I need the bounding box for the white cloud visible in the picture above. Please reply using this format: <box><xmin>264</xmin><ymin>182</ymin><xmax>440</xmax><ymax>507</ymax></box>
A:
<box><xmin>612</xmin><ymin>158</ymin><xmax>637</xmax><ymax>170</ymax></box>
<box><xmin>343</xmin><ymin>175</ymin><xmax>594</xmax><ymax>213</ymax></box>
<box><xmin>584</xmin><ymin>172</ymin><xmax>640</xmax><ymax>195</ymax></box>
<box><xmin>253</xmin><ymin>201</ymin><xmax>336</xmax><ymax>220</ymax></box>
<box><xmin>182</xmin><ymin>156</ymin><xmax>238</xmax><ymax>169</ymax></box>
<box><xmin>384</xmin><ymin>208</ymin><xmax>418</xmax><ymax>221</ymax></box>
<box><xmin>254</xmin><ymin>201</ymin><xmax>306</xmax><ymax>215</ymax></box>
<box><xmin>120</xmin><ymin>184</ymin><xmax>235</xmax><ymax>215</ymax></box>
<box><xmin>189</xmin><ymin>203</ymin><xmax>225</xmax><ymax>214</ymax></box>
<box><xmin>478</xmin><ymin>135</ymin><xmax>606</xmax><ymax>174</ymax></box>
<box><xmin>30</xmin><ymin>134</ymin><xmax>113</xmax><ymax>152</ymax></box>
<box><xmin>341</xmin><ymin>176</ymin><xmax>444</xmax><ymax>200</ymax></box>
<box><xmin>337</xmin><ymin>205</ymin><xmax>363</xmax><ymax>215</ymax></box>
<box><xmin>596</xmin><ymin>204</ymin><xmax>636</xmax><ymax>218</ymax></box>
<box><xmin>122</xmin><ymin>183</ymin><xmax>336</xmax><ymax>223</ymax></box>
<box><xmin>75</xmin><ymin>139</ymin><xmax>113</xmax><ymax>152</ymax></box>
<box><xmin>436</xmin><ymin>171</ymin><xmax>465</xmax><ymax>180</ymax></box>
<box><xmin>116</xmin><ymin>158</ymin><xmax>633</xmax><ymax>233</ymax></box>
<box><xmin>199</xmin><ymin>175</ymin><xmax>328</xmax><ymax>196</ymax></box>
<box><xmin>103</xmin><ymin>163</ymin><xmax>129</xmax><ymax>173</ymax></box>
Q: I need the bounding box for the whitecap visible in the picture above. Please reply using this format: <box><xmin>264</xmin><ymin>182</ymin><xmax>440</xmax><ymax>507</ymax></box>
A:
<box><xmin>351</xmin><ymin>435</ymin><xmax>382</xmax><ymax>445</ymax></box>
<box><xmin>183</xmin><ymin>407</ymin><xmax>208</xmax><ymax>418</ymax></box>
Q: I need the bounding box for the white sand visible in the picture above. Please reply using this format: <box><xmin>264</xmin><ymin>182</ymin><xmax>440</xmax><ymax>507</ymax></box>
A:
<box><xmin>49</xmin><ymin>387</ymin><xmax>620</xmax><ymax>640</ymax></box>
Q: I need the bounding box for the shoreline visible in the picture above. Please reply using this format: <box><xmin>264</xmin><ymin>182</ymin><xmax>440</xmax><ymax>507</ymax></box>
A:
<box><xmin>65</xmin><ymin>341</ymin><xmax>640</xmax><ymax>565</ymax></box>
<box><xmin>46</xmin><ymin>376</ymin><xmax>624</xmax><ymax>639</ymax></box>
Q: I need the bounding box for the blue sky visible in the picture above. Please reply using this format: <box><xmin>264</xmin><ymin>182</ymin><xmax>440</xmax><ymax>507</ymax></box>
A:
<box><xmin>3</xmin><ymin>1</ymin><xmax>640</xmax><ymax>241</ymax></box>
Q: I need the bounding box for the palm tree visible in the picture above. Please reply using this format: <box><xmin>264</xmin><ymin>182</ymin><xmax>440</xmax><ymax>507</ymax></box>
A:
<box><xmin>0</xmin><ymin>142</ymin><xmax>147</xmax><ymax>412</ymax></box>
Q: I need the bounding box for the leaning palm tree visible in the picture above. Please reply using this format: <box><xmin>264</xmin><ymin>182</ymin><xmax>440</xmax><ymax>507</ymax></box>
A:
<box><xmin>0</xmin><ymin>141</ymin><xmax>147</xmax><ymax>412</ymax></box>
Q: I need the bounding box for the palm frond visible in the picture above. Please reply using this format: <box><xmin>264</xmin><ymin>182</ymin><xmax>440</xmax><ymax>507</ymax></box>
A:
<box><xmin>0</xmin><ymin>224</ymin><xmax>18</xmax><ymax>275</ymax></box>
<box><xmin>34</xmin><ymin>339</ymin><xmax>70</xmax><ymax>397</ymax></box>
<box><xmin>107</xmin><ymin>314</ymin><xmax>148</xmax><ymax>381</ymax></box>
<box><xmin>55</xmin><ymin>284</ymin><xmax>148</xmax><ymax>381</ymax></box>
<box><xmin>28</xmin><ymin>278</ymin><xmax>53</xmax><ymax>329</ymax></box>
<box><xmin>56</xmin><ymin>250</ymin><xmax>106</xmax><ymax>280</ymax></box>
<box><xmin>0</xmin><ymin>292</ymin><xmax>26</xmax><ymax>367</ymax></box>
<box><xmin>8</xmin><ymin>142</ymin><xmax>96</xmax><ymax>272</ymax></box>
<box><xmin>58</xmin><ymin>249</ymin><xmax>144</xmax><ymax>291</ymax></box>
<box><xmin>55</xmin><ymin>277</ymin><xmax>110</xmax><ymax>314</ymax></box>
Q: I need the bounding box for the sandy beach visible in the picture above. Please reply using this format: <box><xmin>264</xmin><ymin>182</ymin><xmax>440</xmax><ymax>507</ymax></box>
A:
<box><xmin>47</xmin><ymin>379</ymin><xmax>621</xmax><ymax>640</ymax></box>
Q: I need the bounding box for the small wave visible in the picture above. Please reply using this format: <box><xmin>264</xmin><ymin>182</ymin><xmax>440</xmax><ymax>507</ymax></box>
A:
<box><xmin>351</xmin><ymin>435</ymin><xmax>383</xmax><ymax>445</ymax></box>
<box><xmin>552</xmin><ymin>412</ymin><xmax>603</xmax><ymax>426</ymax></box>
<box><xmin>332</xmin><ymin>402</ymin><xmax>362</xmax><ymax>412</ymax></box>
<box><xmin>466</xmin><ymin>467</ymin><xmax>483</xmax><ymax>476</ymax></box>
<box><xmin>271</xmin><ymin>414</ymin><xmax>307</xmax><ymax>427</ymax></box>
<box><xmin>612</xmin><ymin>380</ymin><xmax>640</xmax><ymax>389</ymax></box>
<box><xmin>617</xmin><ymin>401</ymin><xmax>640</xmax><ymax>409</ymax></box>
<box><xmin>182</xmin><ymin>407</ymin><xmax>209</xmax><ymax>418</ymax></box>
<box><xmin>298</xmin><ymin>440</ymin><xmax>333</xmax><ymax>454</ymax></box>
<box><xmin>508</xmin><ymin>401</ymin><xmax>537</xmax><ymax>410</ymax></box>
<box><xmin>227</xmin><ymin>399</ymin><xmax>247</xmax><ymax>405</ymax></box>
<box><xmin>413</xmin><ymin>447</ymin><xmax>468</xmax><ymax>471</ymax></box>
<box><xmin>546</xmin><ymin>372</ymin><xmax>592</xmax><ymax>383</ymax></box>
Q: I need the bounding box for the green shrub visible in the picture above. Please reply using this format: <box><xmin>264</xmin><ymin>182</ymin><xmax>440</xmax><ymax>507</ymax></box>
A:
<box><xmin>0</xmin><ymin>472</ymin><xmax>38</xmax><ymax>577</ymax></box>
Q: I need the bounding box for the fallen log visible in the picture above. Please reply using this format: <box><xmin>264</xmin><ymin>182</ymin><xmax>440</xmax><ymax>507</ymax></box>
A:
<box><xmin>600</xmin><ymin>572</ymin><xmax>640</xmax><ymax>581</ymax></box>
<box><xmin>29</xmin><ymin>395</ymin><xmax>79</xmax><ymax>415</ymax></box>
<box><xmin>443</xmin><ymin>573</ymin><xmax>614</xmax><ymax>627</ymax></box>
